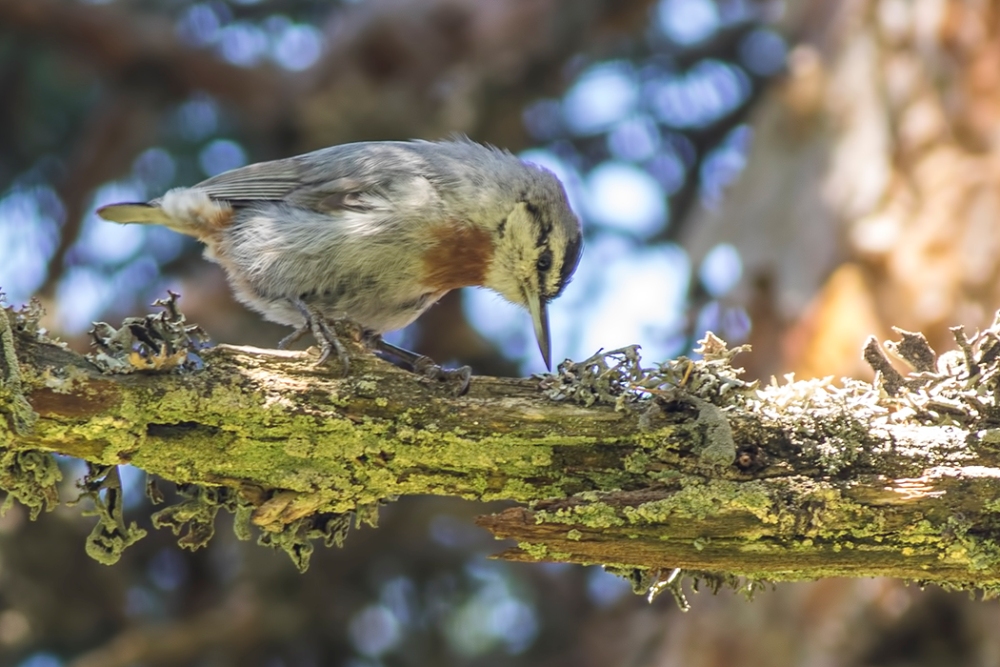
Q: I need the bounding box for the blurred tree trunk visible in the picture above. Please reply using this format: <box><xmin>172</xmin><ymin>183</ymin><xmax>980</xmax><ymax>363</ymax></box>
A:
<box><xmin>683</xmin><ymin>0</ymin><xmax>1000</xmax><ymax>383</ymax></box>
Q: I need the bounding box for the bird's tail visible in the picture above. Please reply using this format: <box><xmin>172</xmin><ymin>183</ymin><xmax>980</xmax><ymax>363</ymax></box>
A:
<box><xmin>96</xmin><ymin>189</ymin><xmax>232</xmax><ymax>240</ymax></box>
<box><xmin>96</xmin><ymin>203</ymin><xmax>174</xmax><ymax>226</ymax></box>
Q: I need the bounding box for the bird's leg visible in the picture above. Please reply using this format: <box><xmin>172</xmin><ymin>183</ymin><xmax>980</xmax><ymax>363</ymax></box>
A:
<box><xmin>287</xmin><ymin>298</ymin><xmax>350</xmax><ymax>374</ymax></box>
<box><xmin>277</xmin><ymin>324</ymin><xmax>309</xmax><ymax>349</ymax></box>
<box><xmin>370</xmin><ymin>336</ymin><xmax>472</xmax><ymax>396</ymax></box>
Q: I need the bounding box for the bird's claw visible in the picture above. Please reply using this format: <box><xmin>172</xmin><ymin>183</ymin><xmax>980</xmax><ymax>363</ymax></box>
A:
<box><xmin>412</xmin><ymin>356</ymin><xmax>472</xmax><ymax>396</ymax></box>
<box><xmin>277</xmin><ymin>325</ymin><xmax>308</xmax><ymax>350</ymax></box>
<box><xmin>287</xmin><ymin>300</ymin><xmax>352</xmax><ymax>375</ymax></box>
<box><xmin>309</xmin><ymin>318</ymin><xmax>349</xmax><ymax>374</ymax></box>
<box><xmin>370</xmin><ymin>337</ymin><xmax>472</xmax><ymax>395</ymax></box>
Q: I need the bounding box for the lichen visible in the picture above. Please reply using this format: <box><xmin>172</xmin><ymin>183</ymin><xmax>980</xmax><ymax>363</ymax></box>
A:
<box><xmin>73</xmin><ymin>465</ymin><xmax>147</xmax><ymax>565</ymax></box>
<box><xmin>151</xmin><ymin>483</ymin><xmax>232</xmax><ymax>551</ymax></box>
<box><xmin>539</xmin><ymin>334</ymin><xmax>755</xmax><ymax>413</ymax></box>
<box><xmin>0</xmin><ymin>449</ymin><xmax>61</xmax><ymax>519</ymax></box>
<box><xmin>0</xmin><ymin>298</ymin><xmax>40</xmax><ymax>435</ymax></box>
<box><xmin>87</xmin><ymin>291</ymin><xmax>210</xmax><ymax>374</ymax></box>
<box><xmin>257</xmin><ymin>512</ymin><xmax>355</xmax><ymax>572</ymax></box>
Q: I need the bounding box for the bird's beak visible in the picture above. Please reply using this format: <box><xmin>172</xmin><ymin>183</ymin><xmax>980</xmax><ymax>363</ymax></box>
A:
<box><xmin>526</xmin><ymin>290</ymin><xmax>551</xmax><ymax>371</ymax></box>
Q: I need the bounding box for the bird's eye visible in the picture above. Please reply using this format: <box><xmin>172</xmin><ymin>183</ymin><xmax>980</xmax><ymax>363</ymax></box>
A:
<box><xmin>536</xmin><ymin>250</ymin><xmax>553</xmax><ymax>273</ymax></box>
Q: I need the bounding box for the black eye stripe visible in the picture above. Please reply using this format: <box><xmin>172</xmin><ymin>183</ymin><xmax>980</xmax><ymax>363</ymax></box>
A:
<box><xmin>519</xmin><ymin>199</ymin><xmax>552</xmax><ymax>248</ymax></box>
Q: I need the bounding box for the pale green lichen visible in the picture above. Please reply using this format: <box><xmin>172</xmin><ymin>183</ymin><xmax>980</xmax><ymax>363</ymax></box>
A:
<box><xmin>257</xmin><ymin>513</ymin><xmax>354</xmax><ymax>572</ymax></box>
<box><xmin>0</xmin><ymin>449</ymin><xmax>61</xmax><ymax>519</ymax></box>
<box><xmin>0</xmin><ymin>299</ymin><xmax>40</xmax><ymax>436</ymax></box>
<box><xmin>87</xmin><ymin>292</ymin><xmax>210</xmax><ymax>374</ymax></box>
<box><xmin>73</xmin><ymin>465</ymin><xmax>147</xmax><ymax>565</ymax></box>
<box><xmin>152</xmin><ymin>483</ymin><xmax>231</xmax><ymax>551</ymax></box>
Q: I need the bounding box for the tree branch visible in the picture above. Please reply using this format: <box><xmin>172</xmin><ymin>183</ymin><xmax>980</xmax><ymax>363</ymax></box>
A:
<box><xmin>4</xmin><ymin>298</ymin><xmax>1000</xmax><ymax>593</ymax></box>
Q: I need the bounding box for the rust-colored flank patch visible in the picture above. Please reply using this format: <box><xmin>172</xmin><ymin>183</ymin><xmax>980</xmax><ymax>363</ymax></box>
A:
<box><xmin>421</xmin><ymin>223</ymin><xmax>494</xmax><ymax>291</ymax></box>
<box><xmin>195</xmin><ymin>200</ymin><xmax>235</xmax><ymax>244</ymax></box>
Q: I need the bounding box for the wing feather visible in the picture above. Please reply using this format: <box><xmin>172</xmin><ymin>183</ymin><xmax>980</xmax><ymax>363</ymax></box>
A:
<box><xmin>190</xmin><ymin>159</ymin><xmax>304</xmax><ymax>201</ymax></box>
<box><xmin>154</xmin><ymin>142</ymin><xmax>433</xmax><ymax>214</ymax></box>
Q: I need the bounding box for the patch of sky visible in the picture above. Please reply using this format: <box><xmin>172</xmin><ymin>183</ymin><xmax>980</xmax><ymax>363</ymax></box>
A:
<box><xmin>645</xmin><ymin>150</ymin><xmax>687</xmax><ymax>196</ymax></box>
<box><xmin>125</xmin><ymin>585</ymin><xmax>163</xmax><ymax>619</ymax></box>
<box><xmin>264</xmin><ymin>16</ymin><xmax>325</xmax><ymax>71</ymax></box>
<box><xmin>55</xmin><ymin>254</ymin><xmax>159</xmax><ymax>334</ymax></box>
<box><xmin>143</xmin><ymin>226</ymin><xmax>188</xmax><ymax>264</ymax></box>
<box><xmin>607</xmin><ymin>115</ymin><xmax>661</xmax><ymax>163</ymax></box>
<box><xmin>217</xmin><ymin>21</ymin><xmax>269</xmax><ymax>67</ymax></box>
<box><xmin>444</xmin><ymin>563</ymin><xmax>538</xmax><ymax>657</ymax></box>
<box><xmin>76</xmin><ymin>180</ymin><xmax>148</xmax><ymax>266</ymax></box>
<box><xmin>54</xmin><ymin>266</ymin><xmax>114</xmax><ymax>333</ymax></box>
<box><xmin>175</xmin><ymin>3</ymin><xmax>229</xmax><ymax>47</ymax></box>
<box><xmin>199</xmin><ymin>139</ymin><xmax>247</xmax><ymax>177</ymax></box>
<box><xmin>657</xmin><ymin>0</ymin><xmax>720</xmax><ymax>45</ymax></box>
<box><xmin>695</xmin><ymin>300</ymin><xmax>751</xmax><ymax>344</ymax></box>
<box><xmin>0</xmin><ymin>187</ymin><xmax>63</xmax><ymax>303</ymax></box>
<box><xmin>349</xmin><ymin>604</ymin><xmax>403</xmax><ymax>657</ymax></box>
<box><xmin>380</xmin><ymin>576</ymin><xmax>417</xmax><ymax>628</ymax></box>
<box><xmin>172</xmin><ymin>97</ymin><xmax>220</xmax><ymax>142</ymax></box>
<box><xmin>650</xmin><ymin>60</ymin><xmax>751</xmax><ymax>129</ymax></box>
<box><xmin>699</xmin><ymin>243</ymin><xmax>742</xmax><ymax>297</ymax></box>
<box><xmin>584</xmin><ymin>161</ymin><xmax>666</xmax><ymax>238</ymax></box>
<box><xmin>149</xmin><ymin>548</ymin><xmax>188</xmax><ymax>592</ymax></box>
<box><xmin>567</xmin><ymin>241</ymin><xmax>690</xmax><ymax>364</ymax></box>
<box><xmin>465</xmin><ymin>236</ymin><xmax>690</xmax><ymax>372</ymax></box>
<box><xmin>429</xmin><ymin>513</ymin><xmax>488</xmax><ymax>550</ymax></box>
<box><xmin>700</xmin><ymin>124</ymin><xmax>752</xmax><ymax>205</ymax></box>
<box><xmin>133</xmin><ymin>147</ymin><xmax>177</xmax><ymax>192</ymax></box>
<box><xmin>587</xmin><ymin>567</ymin><xmax>632</xmax><ymax>608</ymax></box>
<box><xmin>563</xmin><ymin>62</ymin><xmax>638</xmax><ymax>136</ymax></box>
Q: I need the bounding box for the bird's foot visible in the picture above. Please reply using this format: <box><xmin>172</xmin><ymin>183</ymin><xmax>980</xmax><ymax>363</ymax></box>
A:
<box><xmin>287</xmin><ymin>300</ymin><xmax>353</xmax><ymax>374</ymax></box>
<box><xmin>277</xmin><ymin>324</ymin><xmax>309</xmax><ymax>350</ymax></box>
<box><xmin>414</xmin><ymin>356</ymin><xmax>472</xmax><ymax>396</ymax></box>
<box><xmin>372</xmin><ymin>337</ymin><xmax>472</xmax><ymax>396</ymax></box>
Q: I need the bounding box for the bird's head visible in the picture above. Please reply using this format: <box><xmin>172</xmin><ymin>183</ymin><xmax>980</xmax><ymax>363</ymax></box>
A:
<box><xmin>483</xmin><ymin>165</ymin><xmax>583</xmax><ymax>370</ymax></box>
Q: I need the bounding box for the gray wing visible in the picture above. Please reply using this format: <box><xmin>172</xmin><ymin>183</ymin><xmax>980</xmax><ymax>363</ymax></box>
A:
<box><xmin>194</xmin><ymin>157</ymin><xmax>306</xmax><ymax>201</ymax></box>
<box><xmin>169</xmin><ymin>142</ymin><xmax>434</xmax><ymax>213</ymax></box>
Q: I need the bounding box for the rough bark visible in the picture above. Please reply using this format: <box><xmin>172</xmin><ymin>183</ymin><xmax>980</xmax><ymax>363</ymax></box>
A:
<box><xmin>4</xmin><ymin>299</ymin><xmax>1000</xmax><ymax>593</ymax></box>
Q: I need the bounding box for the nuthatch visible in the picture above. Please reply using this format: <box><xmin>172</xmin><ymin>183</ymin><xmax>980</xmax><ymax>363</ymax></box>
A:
<box><xmin>98</xmin><ymin>139</ymin><xmax>583</xmax><ymax>387</ymax></box>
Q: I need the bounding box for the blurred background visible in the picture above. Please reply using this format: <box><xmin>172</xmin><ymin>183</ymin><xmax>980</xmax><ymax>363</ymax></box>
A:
<box><xmin>4</xmin><ymin>0</ymin><xmax>1000</xmax><ymax>665</ymax></box>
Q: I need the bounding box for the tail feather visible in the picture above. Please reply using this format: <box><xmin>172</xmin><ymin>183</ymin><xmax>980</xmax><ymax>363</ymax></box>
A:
<box><xmin>97</xmin><ymin>203</ymin><xmax>172</xmax><ymax>225</ymax></box>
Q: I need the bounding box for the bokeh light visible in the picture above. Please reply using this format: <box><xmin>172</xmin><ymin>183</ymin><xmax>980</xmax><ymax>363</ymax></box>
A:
<box><xmin>657</xmin><ymin>0</ymin><xmax>720</xmax><ymax>45</ymax></box>
<box><xmin>584</xmin><ymin>162</ymin><xmax>667</xmax><ymax>237</ymax></box>
<box><xmin>199</xmin><ymin>139</ymin><xmax>248</xmax><ymax>177</ymax></box>
<box><xmin>563</xmin><ymin>62</ymin><xmax>638</xmax><ymax>136</ymax></box>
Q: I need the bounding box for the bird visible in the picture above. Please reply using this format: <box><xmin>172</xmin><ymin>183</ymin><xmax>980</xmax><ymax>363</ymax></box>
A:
<box><xmin>97</xmin><ymin>138</ymin><xmax>583</xmax><ymax>391</ymax></box>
